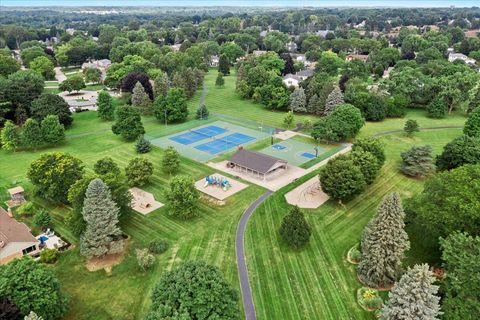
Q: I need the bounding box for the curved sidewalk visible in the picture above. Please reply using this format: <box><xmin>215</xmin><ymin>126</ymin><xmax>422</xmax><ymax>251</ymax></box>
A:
<box><xmin>236</xmin><ymin>191</ymin><xmax>273</xmax><ymax>320</ymax></box>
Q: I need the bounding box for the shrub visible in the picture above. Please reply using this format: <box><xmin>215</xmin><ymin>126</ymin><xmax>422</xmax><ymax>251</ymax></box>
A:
<box><xmin>33</xmin><ymin>210</ymin><xmax>51</xmax><ymax>229</ymax></box>
<box><xmin>135</xmin><ymin>136</ymin><xmax>152</xmax><ymax>154</ymax></box>
<box><xmin>357</xmin><ymin>287</ymin><xmax>383</xmax><ymax>311</ymax></box>
<box><xmin>40</xmin><ymin>249</ymin><xmax>59</xmax><ymax>264</ymax></box>
<box><xmin>349</xmin><ymin>246</ymin><xmax>362</xmax><ymax>263</ymax></box>
<box><xmin>125</xmin><ymin>157</ymin><xmax>154</xmax><ymax>186</ymax></box>
<box><xmin>148</xmin><ymin>239</ymin><xmax>170</xmax><ymax>254</ymax></box>
<box><xmin>136</xmin><ymin>248</ymin><xmax>155</xmax><ymax>272</ymax></box>
<box><xmin>404</xmin><ymin>119</ymin><xmax>419</xmax><ymax>135</ymax></box>
<box><xmin>16</xmin><ymin>202</ymin><xmax>35</xmax><ymax>216</ymax></box>
<box><xmin>279</xmin><ymin>206</ymin><xmax>312</xmax><ymax>249</ymax></box>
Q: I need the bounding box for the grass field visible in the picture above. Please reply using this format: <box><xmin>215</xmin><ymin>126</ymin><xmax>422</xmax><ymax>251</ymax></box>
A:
<box><xmin>0</xmin><ymin>68</ymin><xmax>470</xmax><ymax>320</ymax></box>
<box><xmin>200</xmin><ymin>69</ymin><xmax>321</xmax><ymax>130</ymax></box>
<box><xmin>0</xmin><ymin>111</ymin><xmax>264</xmax><ymax>319</ymax></box>
<box><xmin>244</xmin><ymin>127</ymin><xmax>464</xmax><ymax>320</ymax></box>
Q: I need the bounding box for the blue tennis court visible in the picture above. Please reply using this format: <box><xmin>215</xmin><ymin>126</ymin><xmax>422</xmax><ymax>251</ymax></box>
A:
<box><xmin>195</xmin><ymin>133</ymin><xmax>256</xmax><ymax>154</ymax></box>
<box><xmin>272</xmin><ymin>144</ymin><xmax>287</xmax><ymax>150</ymax></box>
<box><xmin>169</xmin><ymin>125</ymin><xmax>227</xmax><ymax>145</ymax></box>
<box><xmin>301</xmin><ymin>152</ymin><xmax>316</xmax><ymax>159</ymax></box>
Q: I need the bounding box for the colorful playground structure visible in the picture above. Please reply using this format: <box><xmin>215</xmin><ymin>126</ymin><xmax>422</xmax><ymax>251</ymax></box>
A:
<box><xmin>204</xmin><ymin>175</ymin><xmax>232</xmax><ymax>191</ymax></box>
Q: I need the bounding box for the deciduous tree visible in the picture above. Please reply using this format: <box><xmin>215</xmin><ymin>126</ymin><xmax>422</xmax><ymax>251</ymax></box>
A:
<box><xmin>153</xmin><ymin>88</ymin><xmax>188</xmax><ymax>123</ymax></box>
<box><xmin>0</xmin><ymin>120</ymin><xmax>20</xmax><ymax>151</ymax></box>
<box><xmin>464</xmin><ymin>107</ymin><xmax>480</xmax><ymax>138</ymax></box>
<box><xmin>97</xmin><ymin>90</ymin><xmax>115</xmax><ymax>121</ymax></box>
<box><xmin>27</xmin><ymin>152</ymin><xmax>84</xmax><ymax>203</ymax></box>
<box><xmin>30</xmin><ymin>93</ymin><xmax>73</xmax><ymax>127</ymax></box>
<box><xmin>146</xmin><ymin>261</ymin><xmax>239</xmax><ymax>319</ymax></box>
<box><xmin>111</xmin><ymin>105</ymin><xmax>145</xmax><ymax>141</ymax></box>
<box><xmin>125</xmin><ymin>157</ymin><xmax>154</xmax><ymax>186</ymax></box>
<box><xmin>0</xmin><ymin>257</ymin><xmax>68</xmax><ymax>320</ymax></box>
<box><xmin>162</xmin><ymin>146</ymin><xmax>180</xmax><ymax>174</ymax></box>
<box><xmin>40</xmin><ymin>115</ymin><xmax>65</xmax><ymax>145</ymax></box>
<box><xmin>435</xmin><ymin>135</ymin><xmax>480</xmax><ymax>170</ymax></box>
<box><xmin>165</xmin><ymin>175</ymin><xmax>199</xmax><ymax>219</ymax></box>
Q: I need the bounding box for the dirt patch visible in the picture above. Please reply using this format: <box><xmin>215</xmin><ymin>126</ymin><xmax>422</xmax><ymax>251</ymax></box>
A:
<box><xmin>85</xmin><ymin>240</ymin><xmax>128</xmax><ymax>273</ymax></box>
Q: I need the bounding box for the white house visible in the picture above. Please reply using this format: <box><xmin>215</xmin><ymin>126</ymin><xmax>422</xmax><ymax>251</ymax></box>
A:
<box><xmin>291</xmin><ymin>54</ymin><xmax>312</xmax><ymax>67</ymax></box>
<box><xmin>448</xmin><ymin>53</ymin><xmax>476</xmax><ymax>65</ymax></box>
<box><xmin>170</xmin><ymin>43</ymin><xmax>182</xmax><ymax>52</ymax></box>
<box><xmin>282</xmin><ymin>74</ymin><xmax>300</xmax><ymax>88</ymax></box>
<box><xmin>0</xmin><ymin>207</ymin><xmax>39</xmax><ymax>265</ymax></box>
<box><xmin>209</xmin><ymin>55</ymin><xmax>219</xmax><ymax>67</ymax></box>
<box><xmin>81</xmin><ymin>59</ymin><xmax>111</xmax><ymax>71</ymax></box>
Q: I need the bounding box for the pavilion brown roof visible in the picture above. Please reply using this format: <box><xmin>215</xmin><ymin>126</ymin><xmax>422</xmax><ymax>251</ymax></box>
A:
<box><xmin>229</xmin><ymin>149</ymin><xmax>287</xmax><ymax>174</ymax></box>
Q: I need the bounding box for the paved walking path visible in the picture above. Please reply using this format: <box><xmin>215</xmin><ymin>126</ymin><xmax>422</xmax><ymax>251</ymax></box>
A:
<box><xmin>236</xmin><ymin>190</ymin><xmax>273</xmax><ymax>320</ymax></box>
<box><xmin>54</xmin><ymin>67</ymin><xmax>67</xmax><ymax>83</ymax></box>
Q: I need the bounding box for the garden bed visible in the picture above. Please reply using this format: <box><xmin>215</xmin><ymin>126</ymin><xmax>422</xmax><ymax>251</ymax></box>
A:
<box><xmin>357</xmin><ymin>287</ymin><xmax>384</xmax><ymax>312</ymax></box>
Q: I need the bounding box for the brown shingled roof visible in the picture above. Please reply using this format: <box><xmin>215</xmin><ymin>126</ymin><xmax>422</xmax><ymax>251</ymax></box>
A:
<box><xmin>229</xmin><ymin>149</ymin><xmax>287</xmax><ymax>174</ymax></box>
<box><xmin>0</xmin><ymin>207</ymin><xmax>38</xmax><ymax>248</ymax></box>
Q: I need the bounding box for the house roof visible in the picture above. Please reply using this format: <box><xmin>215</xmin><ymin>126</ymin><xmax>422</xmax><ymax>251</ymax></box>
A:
<box><xmin>229</xmin><ymin>149</ymin><xmax>287</xmax><ymax>174</ymax></box>
<box><xmin>7</xmin><ymin>186</ymin><xmax>24</xmax><ymax>196</ymax></box>
<box><xmin>296</xmin><ymin>69</ymin><xmax>314</xmax><ymax>78</ymax></box>
<box><xmin>347</xmin><ymin>54</ymin><xmax>369</xmax><ymax>61</ymax></box>
<box><xmin>283</xmin><ymin>74</ymin><xmax>300</xmax><ymax>81</ymax></box>
<box><xmin>0</xmin><ymin>207</ymin><xmax>38</xmax><ymax>248</ymax></box>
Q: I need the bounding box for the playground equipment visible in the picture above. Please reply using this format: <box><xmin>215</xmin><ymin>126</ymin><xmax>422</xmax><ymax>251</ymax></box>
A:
<box><xmin>204</xmin><ymin>175</ymin><xmax>232</xmax><ymax>191</ymax></box>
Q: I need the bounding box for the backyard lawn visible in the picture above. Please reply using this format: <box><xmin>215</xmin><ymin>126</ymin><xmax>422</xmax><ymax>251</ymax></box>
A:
<box><xmin>245</xmin><ymin>126</ymin><xmax>464</xmax><ymax>320</ymax></box>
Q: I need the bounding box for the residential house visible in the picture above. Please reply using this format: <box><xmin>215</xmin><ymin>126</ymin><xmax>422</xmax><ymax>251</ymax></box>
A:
<box><xmin>295</xmin><ymin>69</ymin><xmax>314</xmax><ymax>80</ymax></box>
<box><xmin>291</xmin><ymin>53</ymin><xmax>312</xmax><ymax>67</ymax></box>
<box><xmin>315</xmin><ymin>30</ymin><xmax>330</xmax><ymax>38</ymax></box>
<box><xmin>253</xmin><ymin>50</ymin><xmax>267</xmax><ymax>56</ymax></box>
<box><xmin>0</xmin><ymin>207</ymin><xmax>39</xmax><ymax>265</ymax></box>
<box><xmin>282</xmin><ymin>74</ymin><xmax>301</xmax><ymax>88</ymax></box>
<box><xmin>170</xmin><ymin>43</ymin><xmax>182</xmax><ymax>52</ymax></box>
<box><xmin>210</xmin><ymin>55</ymin><xmax>220</xmax><ymax>67</ymax></box>
<box><xmin>346</xmin><ymin>54</ymin><xmax>369</xmax><ymax>62</ymax></box>
<box><xmin>465</xmin><ymin>29</ymin><xmax>480</xmax><ymax>38</ymax></box>
<box><xmin>448</xmin><ymin>53</ymin><xmax>476</xmax><ymax>65</ymax></box>
<box><xmin>286</xmin><ymin>41</ymin><xmax>298</xmax><ymax>52</ymax></box>
<box><xmin>81</xmin><ymin>59</ymin><xmax>112</xmax><ymax>82</ymax></box>
<box><xmin>66</xmin><ymin>28</ymin><xmax>75</xmax><ymax>36</ymax></box>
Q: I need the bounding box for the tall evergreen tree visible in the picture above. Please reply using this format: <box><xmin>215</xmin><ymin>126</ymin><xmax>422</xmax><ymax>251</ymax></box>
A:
<box><xmin>80</xmin><ymin>178</ymin><xmax>123</xmax><ymax>258</ymax></box>
<box><xmin>215</xmin><ymin>72</ymin><xmax>225</xmax><ymax>86</ymax></box>
<box><xmin>153</xmin><ymin>73</ymin><xmax>170</xmax><ymax>98</ymax></box>
<box><xmin>218</xmin><ymin>54</ymin><xmax>230</xmax><ymax>75</ymax></box>
<box><xmin>0</xmin><ymin>120</ymin><xmax>20</xmax><ymax>151</ymax></box>
<box><xmin>381</xmin><ymin>264</ymin><xmax>441</xmax><ymax>320</ymax></box>
<box><xmin>290</xmin><ymin>87</ymin><xmax>307</xmax><ymax>112</ymax></box>
<box><xmin>307</xmin><ymin>93</ymin><xmax>323</xmax><ymax>114</ymax></box>
<box><xmin>131</xmin><ymin>81</ymin><xmax>152</xmax><ymax>115</ymax></box>
<box><xmin>97</xmin><ymin>90</ymin><xmax>115</xmax><ymax>121</ymax></box>
<box><xmin>357</xmin><ymin>193</ymin><xmax>410</xmax><ymax>288</ymax></box>
<box><xmin>324</xmin><ymin>86</ymin><xmax>344</xmax><ymax>116</ymax></box>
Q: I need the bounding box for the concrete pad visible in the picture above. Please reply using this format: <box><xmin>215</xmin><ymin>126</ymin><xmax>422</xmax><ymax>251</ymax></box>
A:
<box><xmin>285</xmin><ymin>176</ymin><xmax>330</xmax><ymax>209</ymax></box>
<box><xmin>129</xmin><ymin>188</ymin><xmax>164</xmax><ymax>215</ymax></box>
<box><xmin>194</xmin><ymin>173</ymin><xmax>248</xmax><ymax>201</ymax></box>
<box><xmin>207</xmin><ymin>161</ymin><xmax>307</xmax><ymax>192</ymax></box>
<box><xmin>274</xmin><ymin>130</ymin><xmax>298</xmax><ymax>140</ymax></box>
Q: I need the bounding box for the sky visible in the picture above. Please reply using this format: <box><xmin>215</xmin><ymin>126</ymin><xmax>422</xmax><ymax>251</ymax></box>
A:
<box><xmin>1</xmin><ymin>0</ymin><xmax>478</xmax><ymax>8</ymax></box>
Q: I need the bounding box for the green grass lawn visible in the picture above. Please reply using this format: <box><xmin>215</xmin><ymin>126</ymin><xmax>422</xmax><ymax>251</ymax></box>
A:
<box><xmin>201</xmin><ymin>69</ymin><xmax>321</xmax><ymax>130</ymax></box>
<box><xmin>245</xmin><ymin>127</ymin><xmax>463</xmax><ymax>320</ymax></box>
<box><xmin>0</xmin><ymin>111</ymin><xmax>264</xmax><ymax>320</ymax></box>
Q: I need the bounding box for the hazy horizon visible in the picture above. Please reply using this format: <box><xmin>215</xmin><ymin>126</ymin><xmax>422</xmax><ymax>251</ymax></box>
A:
<box><xmin>1</xmin><ymin>0</ymin><xmax>478</xmax><ymax>8</ymax></box>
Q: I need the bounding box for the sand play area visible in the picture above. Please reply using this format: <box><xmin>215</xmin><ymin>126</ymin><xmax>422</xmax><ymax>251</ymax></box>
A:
<box><xmin>284</xmin><ymin>176</ymin><xmax>330</xmax><ymax>209</ymax></box>
<box><xmin>194</xmin><ymin>173</ymin><xmax>248</xmax><ymax>201</ymax></box>
<box><xmin>129</xmin><ymin>188</ymin><xmax>164</xmax><ymax>215</ymax></box>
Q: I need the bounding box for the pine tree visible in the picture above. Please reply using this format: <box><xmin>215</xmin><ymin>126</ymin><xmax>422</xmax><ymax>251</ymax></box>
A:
<box><xmin>400</xmin><ymin>145</ymin><xmax>435</xmax><ymax>177</ymax></box>
<box><xmin>290</xmin><ymin>87</ymin><xmax>307</xmax><ymax>112</ymax></box>
<box><xmin>357</xmin><ymin>192</ymin><xmax>410</xmax><ymax>288</ymax></box>
<box><xmin>21</xmin><ymin>118</ymin><xmax>42</xmax><ymax>150</ymax></box>
<box><xmin>131</xmin><ymin>81</ymin><xmax>152</xmax><ymax>115</ymax></box>
<box><xmin>307</xmin><ymin>93</ymin><xmax>323</xmax><ymax>114</ymax></box>
<box><xmin>153</xmin><ymin>72</ymin><xmax>170</xmax><ymax>98</ymax></box>
<box><xmin>0</xmin><ymin>120</ymin><xmax>20</xmax><ymax>151</ymax></box>
<box><xmin>80</xmin><ymin>178</ymin><xmax>122</xmax><ymax>258</ymax></box>
<box><xmin>195</xmin><ymin>104</ymin><xmax>209</xmax><ymax>120</ymax></box>
<box><xmin>279</xmin><ymin>206</ymin><xmax>312</xmax><ymax>249</ymax></box>
<box><xmin>135</xmin><ymin>136</ymin><xmax>152</xmax><ymax>154</ymax></box>
<box><xmin>381</xmin><ymin>264</ymin><xmax>441</xmax><ymax>320</ymax></box>
<box><xmin>215</xmin><ymin>72</ymin><xmax>225</xmax><ymax>86</ymax></box>
<box><xmin>404</xmin><ymin>119</ymin><xmax>419</xmax><ymax>136</ymax></box>
<box><xmin>324</xmin><ymin>86</ymin><xmax>344</xmax><ymax>116</ymax></box>
<box><xmin>218</xmin><ymin>54</ymin><xmax>230</xmax><ymax>75</ymax></box>
<box><xmin>97</xmin><ymin>90</ymin><xmax>115</xmax><ymax>121</ymax></box>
